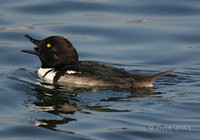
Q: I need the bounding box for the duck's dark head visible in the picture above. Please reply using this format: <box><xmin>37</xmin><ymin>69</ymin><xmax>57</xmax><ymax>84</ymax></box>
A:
<box><xmin>22</xmin><ymin>35</ymin><xmax>79</xmax><ymax>68</ymax></box>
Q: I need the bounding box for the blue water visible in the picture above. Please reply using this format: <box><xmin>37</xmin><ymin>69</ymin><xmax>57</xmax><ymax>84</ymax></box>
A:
<box><xmin>0</xmin><ymin>0</ymin><xmax>200</xmax><ymax>139</ymax></box>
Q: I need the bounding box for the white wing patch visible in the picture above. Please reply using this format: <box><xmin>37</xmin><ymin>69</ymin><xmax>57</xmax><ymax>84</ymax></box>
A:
<box><xmin>66</xmin><ymin>70</ymin><xmax>76</xmax><ymax>74</ymax></box>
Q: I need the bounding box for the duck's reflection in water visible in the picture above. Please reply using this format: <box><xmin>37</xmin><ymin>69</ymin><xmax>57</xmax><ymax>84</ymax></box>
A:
<box><xmin>32</xmin><ymin>83</ymin><xmax>160</xmax><ymax>135</ymax></box>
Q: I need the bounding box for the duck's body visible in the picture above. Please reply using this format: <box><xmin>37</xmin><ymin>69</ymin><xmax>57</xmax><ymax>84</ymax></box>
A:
<box><xmin>38</xmin><ymin>61</ymin><xmax>173</xmax><ymax>88</ymax></box>
<box><xmin>22</xmin><ymin>35</ymin><xmax>174</xmax><ymax>89</ymax></box>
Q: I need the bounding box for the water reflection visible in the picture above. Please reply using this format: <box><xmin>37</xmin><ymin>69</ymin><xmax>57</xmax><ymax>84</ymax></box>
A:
<box><xmin>31</xmin><ymin>83</ymin><xmax>159</xmax><ymax>133</ymax></box>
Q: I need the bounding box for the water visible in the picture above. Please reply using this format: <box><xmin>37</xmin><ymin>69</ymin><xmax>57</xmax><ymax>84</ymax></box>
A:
<box><xmin>0</xmin><ymin>0</ymin><xmax>200</xmax><ymax>139</ymax></box>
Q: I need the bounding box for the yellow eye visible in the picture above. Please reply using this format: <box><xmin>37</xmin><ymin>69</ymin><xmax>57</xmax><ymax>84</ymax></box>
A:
<box><xmin>47</xmin><ymin>43</ymin><xmax>51</xmax><ymax>48</ymax></box>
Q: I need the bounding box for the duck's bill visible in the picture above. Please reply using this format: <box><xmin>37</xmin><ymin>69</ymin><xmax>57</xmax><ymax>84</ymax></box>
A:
<box><xmin>21</xmin><ymin>49</ymin><xmax>39</xmax><ymax>55</ymax></box>
<box><xmin>21</xmin><ymin>35</ymin><xmax>41</xmax><ymax>55</ymax></box>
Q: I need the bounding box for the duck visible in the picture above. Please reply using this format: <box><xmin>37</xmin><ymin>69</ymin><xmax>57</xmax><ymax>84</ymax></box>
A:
<box><xmin>21</xmin><ymin>35</ymin><xmax>174</xmax><ymax>89</ymax></box>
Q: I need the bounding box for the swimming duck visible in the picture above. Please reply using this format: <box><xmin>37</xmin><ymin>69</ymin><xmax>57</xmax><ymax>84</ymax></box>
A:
<box><xmin>21</xmin><ymin>35</ymin><xmax>174</xmax><ymax>89</ymax></box>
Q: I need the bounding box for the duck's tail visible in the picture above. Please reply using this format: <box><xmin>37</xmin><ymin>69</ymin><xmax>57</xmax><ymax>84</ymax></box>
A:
<box><xmin>134</xmin><ymin>69</ymin><xmax>175</xmax><ymax>88</ymax></box>
<box><xmin>146</xmin><ymin>69</ymin><xmax>175</xmax><ymax>81</ymax></box>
